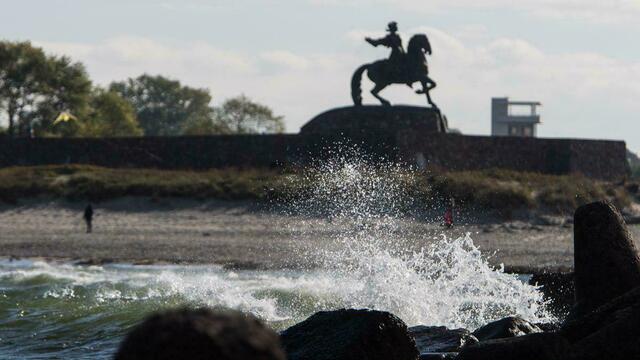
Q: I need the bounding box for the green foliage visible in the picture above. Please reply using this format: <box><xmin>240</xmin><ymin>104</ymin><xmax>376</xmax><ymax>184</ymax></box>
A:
<box><xmin>110</xmin><ymin>74</ymin><xmax>212</xmax><ymax>136</ymax></box>
<box><xmin>428</xmin><ymin>171</ymin><xmax>534</xmax><ymax>212</ymax></box>
<box><xmin>215</xmin><ymin>95</ymin><xmax>285</xmax><ymax>134</ymax></box>
<box><xmin>1</xmin><ymin>42</ymin><xmax>286</xmax><ymax>138</ymax></box>
<box><xmin>0</xmin><ymin>41</ymin><xmax>91</xmax><ymax>137</ymax></box>
<box><xmin>81</xmin><ymin>89</ymin><xmax>143</xmax><ymax>137</ymax></box>
<box><xmin>428</xmin><ymin>169</ymin><xmax>629</xmax><ymax>213</ymax></box>
<box><xmin>0</xmin><ymin>165</ymin><xmax>279</xmax><ymax>202</ymax></box>
<box><xmin>181</xmin><ymin>111</ymin><xmax>227</xmax><ymax>136</ymax></box>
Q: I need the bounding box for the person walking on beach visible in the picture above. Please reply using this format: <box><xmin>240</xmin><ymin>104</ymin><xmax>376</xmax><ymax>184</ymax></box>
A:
<box><xmin>83</xmin><ymin>204</ymin><xmax>94</xmax><ymax>233</ymax></box>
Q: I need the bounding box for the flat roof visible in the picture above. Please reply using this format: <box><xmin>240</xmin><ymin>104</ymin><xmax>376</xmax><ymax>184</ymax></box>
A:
<box><xmin>507</xmin><ymin>101</ymin><xmax>542</xmax><ymax>106</ymax></box>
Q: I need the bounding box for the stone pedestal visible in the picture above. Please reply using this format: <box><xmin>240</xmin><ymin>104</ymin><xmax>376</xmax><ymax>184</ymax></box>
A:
<box><xmin>300</xmin><ymin>105</ymin><xmax>447</xmax><ymax>137</ymax></box>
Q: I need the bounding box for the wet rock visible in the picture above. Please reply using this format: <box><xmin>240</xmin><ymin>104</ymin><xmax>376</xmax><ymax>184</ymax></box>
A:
<box><xmin>408</xmin><ymin>326</ymin><xmax>478</xmax><ymax>354</ymax></box>
<box><xmin>569</xmin><ymin>201</ymin><xmax>640</xmax><ymax>320</ymax></box>
<box><xmin>418</xmin><ymin>353</ymin><xmax>457</xmax><ymax>360</ymax></box>
<box><xmin>560</xmin><ymin>285</ymin><xmax>640</xmax><ymax>359</ymax></box>
<box><xmin>280</xmin><ymin>309</ymin><xmax>419</xmax><ymax>360</ymax></box>
<box><xmin>534</xmin><ymin>322</ymin><xmax>561</xmax><ymax>332</ymax></box>
<box><xmin>456</xmin><ymin>332</ymin><xmax>570</xmax><ymax>360</ymax></box>
<box><xmin>471</xmin><ymin>316</ymin><xmax>542</xmax><ymax>342</ymax></box>
<box><xmin>115</xmin><ymin>308</ymin><xmax>286</xmax><ymax>360</ymax></box>
<box><xmin>623</xmin><ymin>215</ymin><xmax>640</xmax><ymax>225</ymax></box>
<box><xmin>530</xmin><ymin>272</ymin><xmax>575</xmax><ymax>320</ymax></box>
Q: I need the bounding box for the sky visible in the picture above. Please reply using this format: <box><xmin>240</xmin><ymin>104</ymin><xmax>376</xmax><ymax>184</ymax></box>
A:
<box><xmin>1</xmin><ymin>0</ymin><xmax>640</xmax><ymax>150</ymax></box>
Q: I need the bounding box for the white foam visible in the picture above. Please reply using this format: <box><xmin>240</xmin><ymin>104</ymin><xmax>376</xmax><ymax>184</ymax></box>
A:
<box><xmin>0</xmin><ymin>149</ymin><xmax>555</xmax><ymax>330</ymax></box>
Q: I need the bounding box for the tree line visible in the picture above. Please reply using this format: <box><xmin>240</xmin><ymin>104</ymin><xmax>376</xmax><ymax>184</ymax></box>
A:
<box><xmin>0</xmin><ymin>41</ymin><xmax>285</xmax><ymax>138</ymax></box>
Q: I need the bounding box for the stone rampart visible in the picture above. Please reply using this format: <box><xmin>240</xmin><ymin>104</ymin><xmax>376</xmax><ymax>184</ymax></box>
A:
<box><xmin>0</xmin><ymin>105</ymin><xmax>629</xmax><ymax>180</ymax></box>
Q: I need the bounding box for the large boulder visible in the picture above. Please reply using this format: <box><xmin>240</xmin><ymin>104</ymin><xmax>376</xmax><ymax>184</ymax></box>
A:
<box><xmin>456</xmin><ymin>332</ymin><xmax>570</xmax><ymax>360</ymax></box>
<box><xmin>280</xmin><ymin>309</ymin><xmax>419</xmax><ymax>360</ymax></box>
<box><xmin>560</xmin><ymin>285</ymin><xmax>640</xmax><ymax>359</ymax></box>
<box><xmin>569</xmin><ymin>201</ymin><xmax>640</xmax><ymax>320</ymax></box>
<box><xmin>471</xmin><ymin>316</ymin><xmax>542</xmax><ymax>341</ymax></box>
<box><xmin>408</xmin><ymin>325</ymin><xmax>477</xmax><ymax>354</ymax></box>
<box><xmin>114</xmin><ymin>308</ymin><xmax>286</xmax><ymax>360</ymax></box>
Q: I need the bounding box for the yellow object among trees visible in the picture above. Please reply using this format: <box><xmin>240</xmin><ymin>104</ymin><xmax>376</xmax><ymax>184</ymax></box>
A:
<box><xmin>53</xmin><ymin>112</ymin><xmax>78</xmax><ymax>125</ymax></box>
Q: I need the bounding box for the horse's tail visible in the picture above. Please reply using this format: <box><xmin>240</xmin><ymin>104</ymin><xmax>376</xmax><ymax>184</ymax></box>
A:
<box><xmin>351</xmin><ymin>64</ymin><xmax>368</xmax><ymax>106</ymax></box>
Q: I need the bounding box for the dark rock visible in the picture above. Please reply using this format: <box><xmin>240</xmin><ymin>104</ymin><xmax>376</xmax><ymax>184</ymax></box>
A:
<box><xmin>624</xmin><ymin>215</ymin><xmax>640</xmax><ymax>225</ymax></box>
<box><xmin>534</xmin><ymin>322</ymin><xmax>561</xmax><ymax>332</ymax></box>
<box><xmin>419</xmin><ymin>353</ymin><xmax>457</xmax><ymax>360</ymax></box>
<box><xmin>115</xmin><ymin>308</ymin><xmax>285</xmax><ymax>360</ymax></box>
<box><xmin>280</xmin><ymin>309</ymin><xmax>419</xmax><ymax>360</ymax></box>
<box><xmin>561</xmin><ymin>285</ymin><xmax>640</xmax><ymax>341</ymax></box>
<box><xmin>471</xmin><ymin>316</ymin><xmax>542</xmax><ymax>341</ymax></box>
<box><xmin>530</xmin><ymin>272</ymin><xmax>575</xmax><ymax>320</ymax></box>
<box><xmin>456</xmin><ymin>332</ymin><xmax>570</xmax><ymax>360</ymax></box>
<box><xmin>561</xmin><ymin>285</ymin><xmax>640</xmax><ymax>359</ymax></box>
<box><xmin>408</xmin><ymin>326</ymin><xmax>478</xmax><ymax>354</ymax></box>
<box><xmin>569</xmin><ymin>201</ymin><xmax>640</xmax><ymax>320</ymax></box>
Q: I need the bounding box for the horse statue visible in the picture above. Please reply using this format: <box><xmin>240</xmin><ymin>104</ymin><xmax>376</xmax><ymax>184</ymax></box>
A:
<box><xmin>351</xmin><ymin>34</ymin><xmax>437</xmax><ymax>108</ymax></box>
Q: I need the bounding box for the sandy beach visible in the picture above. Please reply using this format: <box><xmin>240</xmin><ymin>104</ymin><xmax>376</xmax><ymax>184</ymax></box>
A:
<box><xmin>1</xmin><ymin>197</ymin><xmax>638</xmax><ymax>272</ymax></box>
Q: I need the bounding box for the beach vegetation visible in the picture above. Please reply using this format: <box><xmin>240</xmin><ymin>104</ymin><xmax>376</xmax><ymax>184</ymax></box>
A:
<box><xmin>0</xmin><ymin>165</ymin><xmax>630</xmax><ymax>216</ymax></box>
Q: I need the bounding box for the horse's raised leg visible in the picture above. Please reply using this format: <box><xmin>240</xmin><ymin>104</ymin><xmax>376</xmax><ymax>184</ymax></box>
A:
<box><xmin>371</xmin><ymin>83</ymin><xmax>391</xmax><ymax>106</ymax></box>
<box><xmin>420</xmin><ymin>77</ymin><xmax>438</xmax><ymax>109</ymax></box>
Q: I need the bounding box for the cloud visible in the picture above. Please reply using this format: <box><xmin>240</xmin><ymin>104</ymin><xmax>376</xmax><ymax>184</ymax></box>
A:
<box><xmin>346</xmin><ymin>24</ymin><xmax>640</xmax><ymax>141</ymax></box>
<box><xmin>35</xmin><ymin>37</ymin><xmax>359</xmax><ymax>132</ymax></box>
<box><xmin>312</xmin><ymin>0</ymin><xmax>640</xmax><ymax>24</ymax></box>
<box><xmin>34</xmin><ymin>30</ymin><xmax>640</xmax><ymax>148</ymax></box>
<box><xmin>260</xmin><ymin>51</ymin><xmax>312</xmax><ymax>71</ymax></box>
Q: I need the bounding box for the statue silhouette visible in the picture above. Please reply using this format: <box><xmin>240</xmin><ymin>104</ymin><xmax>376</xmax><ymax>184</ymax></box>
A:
<box><xmin>352</xmin><ymin>22</ymin><xmax>437</xmax><ymax>108</ymax></box>
<box><xmin>365</xmin><ymin>22</ymin><xmax>405</xmax><ymax>69</ymax></box>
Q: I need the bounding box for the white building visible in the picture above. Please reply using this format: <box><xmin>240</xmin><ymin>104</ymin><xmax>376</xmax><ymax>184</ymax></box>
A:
<box><xmin>491</xmin><ymin>97</ymin><xmax>541</xmax><ymax>137</ymax></box>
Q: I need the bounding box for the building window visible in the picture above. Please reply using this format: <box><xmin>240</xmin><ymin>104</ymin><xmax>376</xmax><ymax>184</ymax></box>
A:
<box><xmin>523</xmin><ymin>126</ymin><xmax>533</xmax><ymax>137</ymax></box>
<box><xmin>509</xmin><ymin>125</ymin><xmax>519</xmax><ymax>136</ymax></box>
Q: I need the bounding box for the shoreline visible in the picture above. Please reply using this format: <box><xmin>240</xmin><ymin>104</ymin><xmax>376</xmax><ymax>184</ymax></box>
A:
<box><xmin>1</xmin><ymin>196</ymin><xmax>638</xmax><ymax>273</ymax></box>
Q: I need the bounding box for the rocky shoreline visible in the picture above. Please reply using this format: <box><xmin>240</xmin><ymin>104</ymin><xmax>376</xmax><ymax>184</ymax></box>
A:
<box><xmin>271</xmin><ymin>201</ymin><xmax>640</xmax><ymax>360</ymax></box>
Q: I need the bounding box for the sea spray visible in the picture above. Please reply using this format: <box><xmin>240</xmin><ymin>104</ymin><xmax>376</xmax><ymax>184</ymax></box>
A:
<box><xmin>0</xmin><ymin>148</ymin><xmax>555</xmax><ymax>359</ymax></box>
<box><xmin>281</xmin><ymin>148</ymin><xmax>554</xmax><ymax>329</ymax></box>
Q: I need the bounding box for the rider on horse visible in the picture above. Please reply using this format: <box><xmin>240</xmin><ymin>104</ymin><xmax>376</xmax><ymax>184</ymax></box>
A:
<box><xmin>365</xmin><ymin>22</ymin><xmax>407</xmax><ymax>81</ymax></box>
<box><xmin>352</xmin><ymin>22</ymin><xmax>437</xmax><ymax>108</ymax></box>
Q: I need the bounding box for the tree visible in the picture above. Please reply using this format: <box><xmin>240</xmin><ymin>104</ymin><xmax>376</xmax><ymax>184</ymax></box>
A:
<box><xmin>181</xmin><ymin>111</ymin><xmax>223</xmax><ymax>136</ymax></box>
<box><xmin>0</xmin><ymin>41</ymin><xmax>91</xmax><ymax>137</ymax></box>
<box><xmin>110</xmin><ymin>74</ymin><xmax>212</xmax><ymax>136</ymax></box>
<box><xmin>32</xmin><ymin>57</ymin><xmax>92</xmax><ymax>137</ymax></box>
<box><xmin>215</xmin><ymin>95</ymin><xmax>285</xmax><ymax>134</ymax></box>
<box><xmin>80</xmin><ymin>89</ymin><xmax>143</xmax><ymax>137</ymax></box>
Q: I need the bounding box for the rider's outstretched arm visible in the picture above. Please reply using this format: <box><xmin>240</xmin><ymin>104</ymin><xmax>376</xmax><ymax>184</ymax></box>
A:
<box><xmin>365</xmin><ymin>37</ymin><xmax>380</xmax><ymax>47</ymax></box>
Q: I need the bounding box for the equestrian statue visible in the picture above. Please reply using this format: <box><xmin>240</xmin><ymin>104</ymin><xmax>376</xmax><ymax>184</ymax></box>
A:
<box><xmin>351</xmin><ymin>22</ymin><xmax>437</xmax><ymax>108</ymax></box>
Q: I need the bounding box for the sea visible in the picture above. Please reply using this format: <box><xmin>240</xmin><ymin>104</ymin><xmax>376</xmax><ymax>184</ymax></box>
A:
<box><xmin>0</xmin><ymin>153</ymin><xmax>554</xmax><ymax>359</ymax></box>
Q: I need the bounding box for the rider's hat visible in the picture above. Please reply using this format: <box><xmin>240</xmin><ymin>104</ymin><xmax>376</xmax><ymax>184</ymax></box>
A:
<box><xmin>387</xmin><ymin>21</ymin><xmax>398</xmax><ymax>32</ymax></box>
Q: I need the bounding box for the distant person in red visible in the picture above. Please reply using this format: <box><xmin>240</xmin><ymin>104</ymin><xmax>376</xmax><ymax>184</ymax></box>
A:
<box><xmin>83</xmin><ymin>204</ymin><xmax>93</xmax><ymax>233</ymax></box>
<box><xmin>443</xmin><ymin>197</ymin><xmax>454</xmax><ymax>228</ymax></box>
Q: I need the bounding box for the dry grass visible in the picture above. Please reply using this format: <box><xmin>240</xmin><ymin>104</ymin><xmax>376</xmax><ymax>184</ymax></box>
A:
<box><xmin>0</xmin><ymin>165</ymin><xmax>631</xmax><ymax>215</ymax></box>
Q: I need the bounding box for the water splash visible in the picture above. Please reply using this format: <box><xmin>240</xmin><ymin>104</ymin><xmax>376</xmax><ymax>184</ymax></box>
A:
<box><xmin>0</xmin><ymin>148</ymin><xmax>556</xmax><ymax>359</ymax></box>
<box><xmin>283</xmin><ymin>148</ymin><xmax>554</xmax><ymax>328</ymax></box>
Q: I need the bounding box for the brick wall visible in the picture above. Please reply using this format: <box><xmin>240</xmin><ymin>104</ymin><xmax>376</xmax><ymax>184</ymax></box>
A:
<box><xmin>0</xmin><ymin>132</ymin><xmax>629</xmax><ymax>180</ymax></box>
<box><xmin>396</xmin><ymin>132</ymin><xmax>628</xmax><ymax>180</ymax></box>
